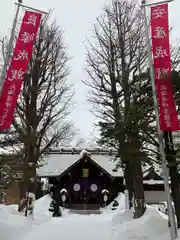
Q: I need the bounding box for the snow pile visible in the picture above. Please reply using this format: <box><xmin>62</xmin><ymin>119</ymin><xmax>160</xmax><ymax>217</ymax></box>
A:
<box><xmin>111</xmin><ymin>205</ymin><xmax>171</xmax><ymax>240</ymax></box>
<box><xmin>33</xmin><ymin>194</ymin><xmax>53</xmax><ymax>221</ymax></box>
<box><xmin>112</xmin><ymin>192</ymin><xmax>125</xmax><ymax>210</ymax></box>
<box><xmin>0</xmin><ymin>204</ymin><xmax>32</xmax><ymax>240</ymax></box>
<box><xmin>34</xmin><ymin>194</ymin><xmax>69</xmax><ymax>221</ymax></box>
<box><xmin>101</xmin><ymin>192</ymin><xmax>125</xmax><ymax>212</ymax></box>
<box><xmin>80</xmin><ymin>149</ymin><xmax>91</xmax><ymax>158</ymax></box>
<box><xmin>0</xmin><ymin>195</ymin><xmax>54</xmax><ymax>240</ymax></box>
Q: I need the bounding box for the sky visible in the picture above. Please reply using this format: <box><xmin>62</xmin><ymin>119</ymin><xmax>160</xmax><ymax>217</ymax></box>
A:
<box><xmin>0</xmin><ymin>0</ymin><xmax>179</xmax><ymax>142</ymax></box>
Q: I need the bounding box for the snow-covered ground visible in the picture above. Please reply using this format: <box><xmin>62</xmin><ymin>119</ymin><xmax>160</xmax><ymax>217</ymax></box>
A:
<box><xmin>0</xmin><ymin>194</ymin><xmax>178</xmax><ymax>240</ymax></box>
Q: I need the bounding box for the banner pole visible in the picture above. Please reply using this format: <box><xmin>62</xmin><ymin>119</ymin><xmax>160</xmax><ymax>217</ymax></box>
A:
<box><xmin>0</xmin><ymin>1</ymin><xmax>48</xmax><ymax>96</ymax></box>
<box><xmin>141</xmin><ymin>1</ymin><xmax>177</xmax><ymax>239</ymax></box>
<box><xmin>142</xmin><ymin>0</ymin><xmax>173</xmax><ymax>7</ymax></box>
<box><xmin>15</xmin><ymin>2</ymin><xmax>48</xmax><ymax>14</ymax></box>
<box><xmin>0</xmin><ymin>0</ymin><xmax>22</xmax><ymax>92</ymax></box>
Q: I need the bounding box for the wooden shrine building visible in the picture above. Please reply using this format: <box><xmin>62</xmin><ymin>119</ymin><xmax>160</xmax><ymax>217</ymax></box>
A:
<box><xmin>37</xmin><ymin>148</ymin><xmax>165</xmax><ymax>209</ymax></box>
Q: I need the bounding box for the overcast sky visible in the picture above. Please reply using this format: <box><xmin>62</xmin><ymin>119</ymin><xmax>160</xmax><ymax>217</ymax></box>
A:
<box><xmin>0</xmin><ymin>0</ymin><xmax>179</xmax><ymax>141</ymax></box>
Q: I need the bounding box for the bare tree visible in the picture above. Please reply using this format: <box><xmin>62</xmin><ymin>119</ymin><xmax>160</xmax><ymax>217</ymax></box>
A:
<box><xmin>0</xmin><ymin>20</ymin><xmax>74</xmax><ymax>213</ymax></box>
<box><xmin>84</xmin><ymin>0</ymin><xmax>148</xmax><ymax>217</ymax></box>
<box><xmin>74</xmin><ymin>137</ymin><xmax>86</xmax><ymax>147</ymax></box>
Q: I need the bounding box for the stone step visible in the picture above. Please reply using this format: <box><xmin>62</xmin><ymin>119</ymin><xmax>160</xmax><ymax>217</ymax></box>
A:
<box><xmin>69</xmin><ymin>209</ymin><xmax>101</xmax><ymax>215</ymax></box>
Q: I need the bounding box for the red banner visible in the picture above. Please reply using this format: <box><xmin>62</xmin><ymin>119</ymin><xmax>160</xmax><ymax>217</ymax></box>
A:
<box><xmin>0</xmin><ymin>11</ymin><xmax>42</xmax><ymax>130</ymax></box>
<box><xmin>151</xmin><ymin>4</ymin><xmax>180</xmax><ymax>131</ymax></box>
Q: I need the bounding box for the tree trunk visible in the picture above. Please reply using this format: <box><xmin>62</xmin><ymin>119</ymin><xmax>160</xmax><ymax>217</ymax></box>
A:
<box><xmin>18</xmin><ymin>143</ymin><xmax>37</xmax><ymax>216</ymax></box>
<box><xmin>124</xmin><ymin>160</ymin><xmax>134</xmax><ymax>208</ymax></box>
<box><xmin>18</xmin><ymin>146</ymin><xmax>29</xmax><ymax>210</ymax></box>
<box><xmin>132</xmin><ymin>159</ymin><xmax>146</xmax><ymax>218</ymax></box>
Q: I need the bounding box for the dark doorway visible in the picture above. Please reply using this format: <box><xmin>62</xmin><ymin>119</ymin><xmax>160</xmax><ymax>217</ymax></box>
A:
<box><xmin>69</xmin><ymin>179</ymin><xmax>101</xmax><ymax>210</ymax></box>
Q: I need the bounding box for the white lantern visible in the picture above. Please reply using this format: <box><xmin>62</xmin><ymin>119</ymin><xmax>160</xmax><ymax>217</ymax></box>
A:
<box><xmin>104</xmin><ymin>194</ymin><xmax>108</xmax><ymax>202</ymax></box>
<box><xmin>62</xmin><ymin>194</ymin><xmax>66</xmax><ymax>202</ymax></box>
<box><xmin>73</xmin><ymin>183</ymin><xmax>80</xmax><ymax>191</ymax></box>
<box><xmin>90</xmin><ymin>184</ymin><xmax>98</xmax><ymax>192</ymax></box>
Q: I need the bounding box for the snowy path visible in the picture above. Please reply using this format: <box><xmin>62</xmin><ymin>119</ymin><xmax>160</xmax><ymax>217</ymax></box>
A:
<box><xmin>18</xmin><ymin>209</ymin><xmax>170</xmax><ymax>240</ymax></box>
<box><xmin>19</xmin><ymin>213</ymin><xmax>117</xmax><ymax>240</ymax></box>
<box><xmin>0</xmin><ymin>195</ymin><xmax>175</xmax><ymax>240</ymax></box>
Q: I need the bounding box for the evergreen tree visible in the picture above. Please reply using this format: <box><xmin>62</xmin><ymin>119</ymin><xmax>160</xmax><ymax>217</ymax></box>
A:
<box><xmin>84</xmin><ymin>0</ymin><xmax>147</xmax><ymax>217</ymax></box>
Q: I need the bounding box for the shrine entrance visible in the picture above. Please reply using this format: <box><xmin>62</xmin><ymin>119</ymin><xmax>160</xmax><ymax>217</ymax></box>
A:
<box><xmin>69</xmin><ymin>179</ymin><xmax>101</xmax><ymax>210</ymax></box>
<box><xmin>49</xmin><ymin>154</ymin><xmax>120</xmax><ymax>210</ymax></box>
<box><xmin>64</xmin><ymin>158</ymin><xmax>108</xmax><ymax>210</ymax></box>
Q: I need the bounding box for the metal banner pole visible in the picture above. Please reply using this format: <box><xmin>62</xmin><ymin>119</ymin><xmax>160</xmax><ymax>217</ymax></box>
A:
<box><xmin>142</xmin><ymin>0</ymin><xmax>173</xmax><ymax>7</ymax></box>
<box><xmin>0</xmin><ymin>0</ymin><xmax>48</xmax><ymax>95</ymax></box>
<box><xmin>0</xmin><ymin>0</ymin><xmax>21</xmax><ymax>91</ymax></box>
<box><xmin>141</xmin><ymin>1</ymin><xmax>177</xmax><ymax>239</ymax></box>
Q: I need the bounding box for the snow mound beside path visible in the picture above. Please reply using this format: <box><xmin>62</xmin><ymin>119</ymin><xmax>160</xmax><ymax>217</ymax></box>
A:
<box><xmin>101</xmin><ymin>192</ymin><xmax>125</xmax><ymax>213</ymax></box>
<box><xmin>111</xmin><ymin>205</ymin><xmax>171</xmax><ymax>240</ymax></box>
<box><xmin>33</xmin><ymin>194</ymin><xmax>52</xmax><ymax>221</ymax></box>
<box><xmin>34</xmin><ymin>194</ymin><xmax>69</xmax><ymax>220</ymax></box>
<box><xmin>0</xmin><ymin>204</ymin><xmax>32</xmax><ymax>240</ymax></box>
<box><xmin>0</xmin><ymin>195</ymin><xmax>53</xmax><ymax>240</ymax></box>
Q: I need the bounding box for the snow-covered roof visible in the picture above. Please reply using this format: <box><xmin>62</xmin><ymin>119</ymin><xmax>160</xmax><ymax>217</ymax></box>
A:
<box><xmin>37</xmin><ymin>149</ymin><xmax>123</xmax><ymax>178</ymax></box>
<box><xmin>37</xmin><ymin>154</ymin><xmax>79</xmax><ymax>177</ymax></box>
<box><xmin>91</xmin><ymin>154</ymin><xmax>123</xmax><ymax>177</ymax></box>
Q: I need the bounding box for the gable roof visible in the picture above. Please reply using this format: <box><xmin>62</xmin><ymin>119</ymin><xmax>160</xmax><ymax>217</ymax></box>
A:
<box><xmin>143</xmin><ymin>166</ymin><xmax>163</xmax><ymax>180</ymax></box>
<box><xmin>37</xmin><ymin>148</ymin><xmax>165</xmax><ymax>180</ymax></box>
<box><xmin>37</xmin><ymin>148</ymin><xmax>123</xmax><ymax>178</ymax></box>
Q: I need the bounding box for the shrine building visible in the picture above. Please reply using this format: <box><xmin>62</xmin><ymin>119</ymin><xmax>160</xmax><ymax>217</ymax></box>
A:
<box><xmin>37</xmin><ymin>148</ymin><xmax>166</xmax><ymax>209</ymax></box>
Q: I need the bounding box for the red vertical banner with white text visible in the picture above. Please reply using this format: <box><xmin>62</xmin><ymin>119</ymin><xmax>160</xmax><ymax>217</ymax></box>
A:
<box><xmin>151</xmin><ymin>4</ymin><xmax>180</xmax><ymax>131</ymax></box>
<box><xmin>0</xmin><ymin>11</ymin><xmax>42</xmax><ymax>130</ymax></box>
